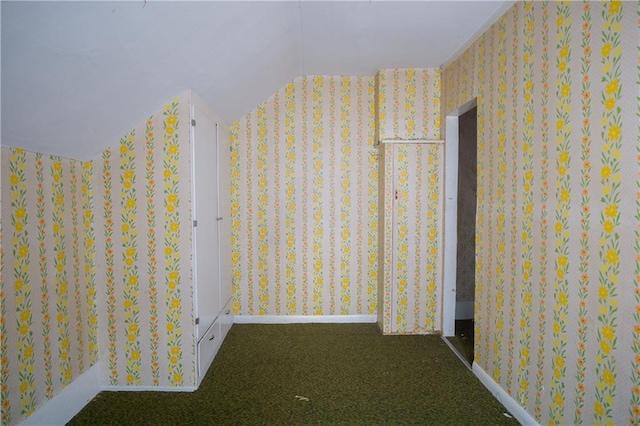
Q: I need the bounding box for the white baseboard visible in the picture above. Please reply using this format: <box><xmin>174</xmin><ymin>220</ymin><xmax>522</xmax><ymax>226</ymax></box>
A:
<box><xmin>472</xmin><ymin>362</ymin><xmax>539</xmax><ymax>426</ymax></box>
<box><xmin>233</xmin><ymin>315</ymin><xmax>377</xmax><ymax>324</ymax></box>
<box><xmin>101</xmin><ymin>385</ymin><xmax>195</xmax><ymax>392</ymax></box>
<box><xmin>455</xmin><ymin>301</ymin><xmax>475</xmax><ymax>320</ymax></box>
<box><xmin>21</xmin><ymin>363</ymin><xmax>101</xmax><ymax>426</ymax></box>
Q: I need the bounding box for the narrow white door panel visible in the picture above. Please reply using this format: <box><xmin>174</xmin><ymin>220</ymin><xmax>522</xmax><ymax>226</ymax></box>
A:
<box><xmin>216</xmin><ymin>121</ymin><xmax>232</xmax><ymax>308</ymax></box>
<box><xmin>193</xmin><ymin>105</ymin><xmax>220</xmax><ymax>341</ymax></box>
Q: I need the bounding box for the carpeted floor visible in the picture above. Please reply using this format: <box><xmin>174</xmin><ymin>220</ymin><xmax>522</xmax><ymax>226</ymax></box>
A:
<box><xmin>69</xmin><ymin>323</ymin><xmax>517</xmax><ymax>425</ymax></box>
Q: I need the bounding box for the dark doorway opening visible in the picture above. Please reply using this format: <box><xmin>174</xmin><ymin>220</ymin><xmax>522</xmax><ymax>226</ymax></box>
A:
<box><xmin>447</xmin><ymin>106</ymin><xmax>477</xmax><ymax>366</ymax></box>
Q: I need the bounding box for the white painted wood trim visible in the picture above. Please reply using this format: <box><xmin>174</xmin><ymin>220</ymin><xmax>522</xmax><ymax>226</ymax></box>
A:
<box><xmin>442</xmin><ymin>115</ymin><xmax>459</xmax><ymax>337</ymax></box>
<box><xmin>378</xmin><ymin>138</ymin><xmax>443</xmax><ymax>145</ymax></box>
<box><xmin>20</xmin><ymin>363</ymin><xmax>101</xmax><ymax>426</ymax></box>
<box><xmin>472</xmin><ymin>362</ymin><xmax>539</xmax><ymax>426</ymax></box>
<box><xmin>233</xmin><ymin>315</ymin><xmax>377</xmax><ymax>324</ymax></box>
<box><xmin>100</xmin><ymin>386</ymin><xmax>196</xmax><ymax>392</ymax></box>
<box><xmin>441</xmin><ymin>336</ymin><xmax>471</xmax><ymax>371</ymax></box>
<box><xmin>442</xmin><ymin>98</ymin><xmax>477</xmax><ymax>337</ymax></box>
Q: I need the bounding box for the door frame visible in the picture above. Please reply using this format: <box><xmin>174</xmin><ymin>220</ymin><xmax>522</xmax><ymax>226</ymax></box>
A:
<box><xmin>442</xmin><ymin>98</ymin><xmax>477</xmax><ymax>337</ymax></box>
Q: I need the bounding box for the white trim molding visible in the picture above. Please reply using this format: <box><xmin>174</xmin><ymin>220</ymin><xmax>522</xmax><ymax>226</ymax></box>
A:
<box><xmin>378</xmin><ymin>138</ymin><xmax>444</xmax><ymax>145</ymax></box>
<box><xmin>472</xmin><ymin>362</ymin><xmax>539</xmax><ymax>426</ymax></box>
<box><xmin>20</xmin><ymin>363</ymin><xmax>101</xmax><ymax>426</ymax></box>
<box><xmin>442</xmin><ymin>98</ymin><xmax>478</xmax><ymax>337</ymax></box>
<box><xmin>101</xmin><ymin>386</ymin><xmax>196</xmax><ymax>392</ymax></box>
<box><xmin>233</xmin><ymin>315</ymin><xmax>377</xmax><ymax>324</ymax></box>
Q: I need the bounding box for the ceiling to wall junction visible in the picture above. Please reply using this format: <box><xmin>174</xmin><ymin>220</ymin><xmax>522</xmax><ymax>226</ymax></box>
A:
<box><xmin>1</xmin><ymin>1</ymin><xmax>512</xmax><ymax>160</ymax></box>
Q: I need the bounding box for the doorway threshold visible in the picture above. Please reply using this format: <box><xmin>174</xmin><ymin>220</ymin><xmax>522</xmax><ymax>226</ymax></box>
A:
<box><xmin>442</xmin><ymin>335</ymin><xmax>472</xmax><ymax>370</ymax></box>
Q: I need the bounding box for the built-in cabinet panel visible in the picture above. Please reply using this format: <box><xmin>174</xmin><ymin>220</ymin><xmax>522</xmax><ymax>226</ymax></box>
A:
<box><xmin>190</xmin><ymin>92</ymin><xmax>232</xmax><ymax>384</ymax></box>
<box><xmin>219</xmin><ymin>299</ymin><xmax>233</xmax><ymax>342</ymax></box>
<box><xmin>216</xmin><ymin>121</ymin><xmax>232</xmax><ymax>311</ymax></box>
<box><xmin>192</xmin><ymin>99</ymin><xmax>221</xmax><ymax>340</ymax></box>
<box><xmin>197</xmin><ymin>320</ymin><xmax>221</xmax><ymax>383</ymax></box>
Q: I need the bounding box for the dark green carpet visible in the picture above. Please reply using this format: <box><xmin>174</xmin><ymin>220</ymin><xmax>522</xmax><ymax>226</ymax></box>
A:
<box><xmin>69</xmin><ymin>324</ymin><xmax>517</xmax><ymax>425</ymax></box>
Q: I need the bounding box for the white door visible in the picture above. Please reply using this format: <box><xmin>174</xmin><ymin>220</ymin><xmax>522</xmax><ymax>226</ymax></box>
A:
<box><xmin>216</xmin><ymin>122</ymin><xmax>232</xmax><ymax>309</ymax></box>
<box><xmin>193</xmin><ymin>104</ymin><xmax>220</xmax><ymax>341</ymax></box>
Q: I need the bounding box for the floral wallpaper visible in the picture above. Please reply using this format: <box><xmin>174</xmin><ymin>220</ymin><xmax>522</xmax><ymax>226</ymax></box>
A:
<box><xmin>442</xmin><ymin>1</ymin><xmax>640</xmax><ymax>423</ymax></box>
<box><xmin>377</xmin><ymin>68</ymin><xmax>441</xmax><ymax>140</ymax></box>
<box><xmin>376</xmin><ymin>69</ymin><xmax>443</xmax><ymax>334</ymax></box>
<box><xmin>94</xmin><ymin>96</ymin><xmax>195</xmax><ymax>389</ymax></box>
<box><xmin>1</xmin><ymin>147</ymin><xmax>97</xmax><ymax>425</ymax></box>
<box><xmin>231</xmin><ymin>76</ymin><xmax>378</xmax><ymax>316</ymax></box>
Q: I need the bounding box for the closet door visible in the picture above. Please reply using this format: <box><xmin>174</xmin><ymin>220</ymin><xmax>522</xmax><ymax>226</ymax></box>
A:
<box><xmin>216</xmin><ymin>122</ymin><xmax>232</xmax><ymax>308</ymax></box>
<box><xmin>391</xmin><ymin>144</ymin><xmax>442</xmax><ymax>333</ymax></box>
<box><xmin>192</xmin><ymin>103</ymin><xmax>220</xmax><ymax>341</ymax></box>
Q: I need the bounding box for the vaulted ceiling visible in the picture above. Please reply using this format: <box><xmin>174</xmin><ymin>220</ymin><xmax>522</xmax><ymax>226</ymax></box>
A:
<box><xmin>1</xmin><ymin>1</ymin><xmax>512</xmax><ymax>160</ymax></box>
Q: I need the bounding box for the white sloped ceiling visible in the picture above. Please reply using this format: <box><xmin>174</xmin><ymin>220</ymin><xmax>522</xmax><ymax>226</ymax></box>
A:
<box><xmin>1</xmin><ymin>1</ymin><xmax>511</xmax><ymax>160</ymax></box>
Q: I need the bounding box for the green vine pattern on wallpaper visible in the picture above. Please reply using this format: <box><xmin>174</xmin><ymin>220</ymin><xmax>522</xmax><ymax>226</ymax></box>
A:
<box><xmin>161</xmin><ymin>99</ymin><xmax>185</xmax><ymax>386</ymax></box>
<box><xmin>144</xmin><ymin>116</ymin><xmax>161</xmax><ymax>386</ymax></box>
<box><xmin>0</xmin><ymin>202</ymin><xmax>6</xmax><ymax>426</ymax></box>
<box><xmin>232</xmin><ymin>76</ymin><xmax>380</xmax><ymax>317</ymax></box>
<box><xmin>12</xmin><ymin>149</ymin><xmax>37</xmax><ymax>416</ymax></box>
<box><xmin>517</xmin><ymin>1</ymin><xmax>535</xmax><ymax>407</ymax></box>
<box><xmin>632</xmin><ymin>3</ymin><xmax>640</xmax><ymax>424</ymax></box>
<box><xmin>96</xmin><ymin>96</ymin><xmax>194</xmax><ymax>390</ymax></box>
<box><xmin>442</xmin><ymin>1</ymin><xmax>639</xmax><ymax>424</ymax></box>
<box><xmin>2</xmin><ymin>147</ymin><xmax>96</xmax><ymax>425</ymax></box>
<box><xmin>595</xmin><ymin>1</ymin><xmax>624</xmax><ymax>422</ymax></box>
<box><xmin>573</xmin><ymin>1</ymin><xmax>592</xmax><ymax>423</ymax></box>
<box><xmin>534</xmin><ymin>2</ymin><xmax>550</xmax><ymax>419</ymax></box>
<box><xmin>376</xmin><ymin>68</ymin><xmax>442</xmax><ymax>334</ymax></box>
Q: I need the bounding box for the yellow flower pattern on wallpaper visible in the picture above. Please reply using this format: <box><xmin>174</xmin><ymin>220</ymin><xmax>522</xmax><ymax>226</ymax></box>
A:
<box><xmin>595</xmin><ymin>2</ymin><xmax>623</xmax><ymax>423</ymax></box>
<box><xmin>443</xmin><ymin>1</ymin><xmax>639</xmax><ymax>423</ymax></box>
<box><xmin>1</xmin><ymin>147</ymin><xmax>96</xmax><ymax>425</ymax></box>
<box><xmin>256</xmin><ymin>102</ymin><xmax>269</xmax><ymax>315</ymax></box>
<box><xmin>474</xmin><ymin>30</ymin><xmax>487</xmax><ymax>369</ymax></box>
<box><xmin>632</xmin><ymin>3</ymin><xmax>640</xmax><ymax>424</ymax></box>
<box><xmin>144</xmin><ymin>117</ymin><xmax>161</xmax><ymax>385</ymax></box>
<box><xmin>94</xmin><ymin>95</ymin><xmax>194</xmax><ymax>390</ymax></box>
<box><xmin>119</xmin><ymin>132</ymin><xmax>142</xmax><ymax>385</ymax></box>
<box><xmin>506</xmin><ymin>7</ymin><xmax>520</xmax><ymax>395</ymax></box>
<box><xmin>0</xmin><ymin>212</ymin><xmax>7</xmax><ymax>426</ymax></box>
<box><xmin>161</xmin><ymin>99</ymin><xmax>186</xmax><ymax>386</ymax></box>
<box><xmin>311</xmin><ymin>76</ymin><xmax>325</xmax><ymax>315</ymax></box>
<box><xmin>493</xmin><ymin>15</ymin><xmax>507</xmax><ymax>384</ymax></box>
<box><xmin>231</xmin><ymin>76</ymin><xmax>378</xmax><ymax>316</ymax></box>
<box><xmin>517</xmin><ymin>1</ymin><xmax>534</xmax><ymax>406</ymax></box>
<box><xmin>81</xmin><ymin>162</ymin><xmax>98</xmax><ymax>367</ymax></box>
<box><xmin>283</xmin><ymin>82</ymin><xmax>297</xmax><ymax>315</ymax></box>
<box><xmin>377</xmin><ymin>69</ymin><xmax>440</xmax><ymax>141</ymax></box>
<box><xmin>272</xmin><ymin>93</ymin><xmax>283</xmax><ymax>314</ymax></box>
<box><xmin>535</xmin><ymin>3</ymin><xmax>551</xmax><ymax>418</ymax></box>
<box><xmin>36</xmin><ymin>154</ymin><xmax>52</xmax><ymax>399</ymax></box>
<box><xmin>394</xmin><ymin>145</ymin><xmax>410</xmax><ymax>332</ymax></box>
<box><xmin>549</xmin><ymin>3</ymin><xmax>572</xmax><ymax>422</ymax></box>
<box><xmin>230</xmin><ymin>122</ymin><xmax>242</xmax><ymax>314</ymax></box>
<box><xmin>366</xmin><ymin>79</ymin><xmax>378</xmax><ymax>316</ymax></box>
<box><xmin>1</xmin><ymin>93</ymin><xmax>210</xmax><ymax>422</ymax></box>
<box><xmin>102</xmin><ymin>148</ymin><xmax>118</xmax><ymax>385</ymax></box>
<box><xmin>376</xmin><ymin>69</ymin><xmax>443</xmax><ymax>334</ymax></box>
<box><xmin>52</xmin><ymin>157</ymin><xmax>74</xmax><ymax>389</ymax></box>
<box><xmin>12</xmin><ymin>148</ymin><xmax>37</xmax><ymax>416</ymax></box>
<box><xmin>573</xmin><ymin>2</ymin><xmax>592</xmax><ymax>423</ymax></box>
